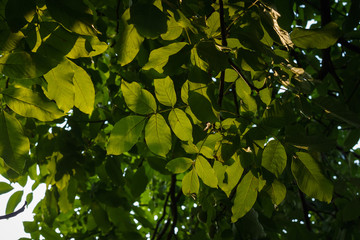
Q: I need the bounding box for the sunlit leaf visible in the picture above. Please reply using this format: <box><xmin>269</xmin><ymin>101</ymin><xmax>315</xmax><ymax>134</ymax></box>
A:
<box><xmin>290</xmin><ymin>22</ymin><xmax>341</xmax><ymax>49</ymax></box>
<box><xmin>195</xmin><ymin>155</ymin><xmax>218</xmax><ymax>188</ymax></box>
<box><xmin>261</xmin><ymin>140</ymin><xmax>287</xmax><ymax>178</ymax></box>
<box><xmin>0</xmin><ymin>29</ymin><xmax>24</xmax><ymax>52</ymax></box>
<box><xmin>168</xmin><ymin>108</ymin><xmax>193</xmax><ymax>142</ymax></box>
<box><xmin>107</xmin><ymin>116</ymin><xmax>146</xmax><ymax>155</ymax></box>
<box><xmin>182</xmin><ymin>168</ymin><xmax>199</xmax><ymax>196</ymax></box>
<box><xmin>145</xmin><ymin>114</ymin><xmax>172</xmax><ymax>157</ymax></box>
<box><xmin>161</xmin><ymin>12</ymin><xmax>183</xmax><ymax>41</ymax></box>
<box><xmin>43</xmin><ymin>60</ymin><xmax>75</xmax><ymax>112</ymax></box>
<box><xmin>291</xmin><ymin>152</ymin><xmax>333</xmax><ymax>203</ymax></box>
<box><xmin>115</xmin><ymin>9</ymin><xmax>144</xmax><ymax>66</ymax></box>
<box><xmin>69</xmin><ymin>60</ymin><xmax>95</xmax><ymax>114</ymax></box>
<box><xmin>166</xmin><ymin>157</ymin><xmax>193</xmax><ymax>174</ymax></box>
<box><xmin>154</xmin><ymin>77</ymin><xmax>177</xmax><ymax>107</ymax></box>
<box><xmin>231</xmin><ymin>171</ymin><xmax>260</xmax><ymax>222</ymax></box>
<box><xmin>235</xmin><ymin>78</ymin><xmax>257</xmax><ymax>113</ymax></box>
<box><xmin>143</xmin><ymin>42</ymin><xmax>187</xmax><ymax>73</ymax></box>
<box><xmin>121</xmin><ymin>80</ymin><xmax>157</xmax><ymax>115</ymax></box>
<box><xmin>67</xmin><ymin>36</ymin><xmax>108</xmax><ymax>59</ymax></box>
<box><xmin>2</xmin><ymin>87</ymin><xmax>65</xmax><ymax>121</ymax></box>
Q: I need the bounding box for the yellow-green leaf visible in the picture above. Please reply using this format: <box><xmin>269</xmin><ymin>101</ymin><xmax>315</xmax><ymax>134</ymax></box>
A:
<box><xmin>168</xmin><ymin>108</ymin><xmax>193</xmax><ymax>142</ymax></box>
<box><xmin>154</xmin><ymin>77</ymin><xmax>177</xmax><ymax>107</ymax></box>
<box><xmin>6</xmin><ymin>190</ymin><xmax>23</xmax><ymax>214</ymax></box>
<box><xmin>121</xmin><ymin>80</ymin><xmax>157</xmax><ymax>115</ymax></box>
<box><xmin>182</xmin><ymin>168</ymin><xmax>199</xmax><ymax>196</ymax></box>
<box><xmin>166</xmin><ymin>157</ymin><xmax>193</xmax><ymax>174</ymax></box>
<box><xmin>107</xmin><ymin>116</ymin><xmax>146</xmax><ymax>155</ymax></box>
<box><xmin>291</xmin><ymin>152</ymin><xmax>333</xmax><ymax>203</ymax></box>
<box><xmin>67</xmin><ymin>36</ymin><xmax>108</xmax><ymax>59</ymax></box>
<box><xmin>145</xmin><ymin>114</ymin><xmax>172</xmax><ymax>157</ymax></box>
<box><xmin>2</xmin><ymin>87</ymin><xmax>65</xmax><ymax>121</ymax></box>
<box><xmin>262</xmin><ymin>140</ymin><xmax>287</xmax><ymax>178</ymax></box>
<box><xmin>267</xmin><ymin>179</ymin><xmax>286</xmax><ymax>205</ymax></box>
<box><xmin>195</xmin><ymin>155</ymin><xmax>218</xmax><ymax>188</ymax></box>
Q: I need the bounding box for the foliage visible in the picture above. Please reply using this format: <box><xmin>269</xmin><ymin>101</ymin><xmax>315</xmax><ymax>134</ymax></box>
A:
<box><xmin>0</xmin><ymin>0</ymin><xmax>359</xmax><ymax>239</ymax></box>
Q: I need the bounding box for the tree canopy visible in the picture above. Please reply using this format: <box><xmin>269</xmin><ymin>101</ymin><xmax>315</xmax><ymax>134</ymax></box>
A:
<box><xmin>0</xmin><ymin>0</ymin><xmax>360</xmax><ymax>239</ymax></box>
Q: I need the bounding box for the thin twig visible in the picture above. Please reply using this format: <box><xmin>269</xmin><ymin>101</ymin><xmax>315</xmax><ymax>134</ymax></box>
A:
<box><xmin>152</xmin><ymin>189</ymin><xmax>171</xmax><ymax>240</ymax></box>
<box><xmin>298</xmin><ymin>190</ymin><xmax>312</xmax><ymax>232</ymax></box>
<box><xmin>0</xmin><ymin>201</ymin><xmax>27</xmax><ymax>220</ymax></box>
<box><xmin>166</xmin><ymin>175</ymin><xmax>179</xmax><ymax>239</ymax></box>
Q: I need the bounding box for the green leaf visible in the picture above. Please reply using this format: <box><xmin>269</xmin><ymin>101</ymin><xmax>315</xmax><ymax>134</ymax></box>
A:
<box><xmin>214</xmin><ymin>154</ymin><xmax>244</xmax><ymax>197</ymax></box>
<box><xmin>231</xmin><ymin>171</ymin><xmax>261</xmax><ymax>222</ymax></box>
<box><xmin>205</xmin><ymin>11</ymin><xmax>220</xmax><ymax>38</ymax></box>
<box><xmin>121</xmin><ymin>80</ymin><xmax>157</xmax><ymax>115</ymax></box>
<box><xmin>224</xmin><ymin>68</ymin><xmax>239</xmax><ymax>82</ymax></box>
<box><xmin>182</xmin><ymin>168</ymin><xmax>199</xmax><ymax>196</ymax></box>
<box><xmin>0</xmin><ymin>29</ymin><xmax>24</xmax><ymax>52</ymax></box>
<box><xmin>46</xmin><ymin>0</ymin><xmax>98</xmax><ymax>36</ymax></box>
<box><xmin>40</xmin><ymin>226</ymin><xmax>62</xmax><ymax>240</ymax></box>
<box><xmin>188</xmin><ymin>91</ymin><xmax>218</xmax><ymax>123</ymax></box>
<box><xmin>235</xmin><ymin>78</ymin><xmax>257</xmax><ymax>113</ymax></box>
<box><xmin>0</xmin><ymin>182</ymin><xmax>14</xmax><ymax>195</ymax></box>
<box><xmin>67</xmin><ymin>36</ymin><xmax>108</xmax><ymax>59</ymax></box>
<box><xmin>195</xmin><ymin>41</ymin><xmax>228</xmax><ymax>73</ymax></box>
<box><xmin>290</xmin><ymin>22</ymin><xmax>341</xmax><ymax>49</ymax></box>
<box><xmin>43</xmin><ymin>60</ymin><xmax>75</xmax><ymax>112</ymax></box>
<box><xmin>161</xmin><ymin>12</ymin><xmax>183</xmax><ymax>41</ymax></box>
<box><xmin>261</xmin><ymin>140</ymin><xmax>287</xmax><ymax>178</ymax></box>
<box><xmin>107</xmin><ymin>116</ymin><xmax>146</xmax><ymax>155</ymax></box>
<box><xmin>145</xmin><ymin>114</ymin><xmax>172</xmax><ymax>157</ymax></box>
<box><xmin>267</xmin><ymin>179</ymin><xmax>286</xmax><ymax>205</ymax></box>
<box><xmin>142</xmin><ymin>42</ymin><xmax>187</xmax><ymax>73</ymax></box>
<box><xmin>259</xmin><ymin>88</ymin><xmax>272</xmax><ymax>105</ymax></box>
<box><xmin>0</xmin><ymin>51</ymin><xmax>56</xmax><ymax>79</ymax></box>
<box><xmin>130</xmin><ymin>166</ymin><xmax>149</xmax><ymax>198</ymax></box>
<box><xmin>70</xmin><ymin>60</ymin><xmax>95</xmax><ymax>114</ymax></box>
<box><xmin>168</xmin><ymin>108</ymin><xmax>193</xmax><ymax>142</ymax></box>
<box><xmin>166</xmin><ymin>157</ymin><xmax>193</xmax><ymax>174</ymax></box>
<box><xmin>291</xmin><ymin>152</ymin><xmax>333</xmax><ymax>203</ymax></box>
<box><xmin>154</xmin><ymin>77</ymin><xmax>177</xmax><ymax>107</ymax></box>
<box><xmin>5</xmin><ymin>0</ymin><xmax>36</xmax><ymax>32</ymax></box>
<box><xmin>91</xmin><ymin>202</ymin><xmax>111</xmax><ymax>233</ymax></box>
<box><xmin>130</xmin><ymin>3</ymin><xmax>167</xmax><ymax>38</ymax></box>
<box><xmin>2</xmin><ymin>87</ymin><xmax>65</xmax><ymax>121</ymax></box>
<box><xmin>114</xmin><ymin>9</ymin><xmax>144</xmax><ymax>66</ymax></box>
<box><xmin>6</xmin><ymin>190</ymin><xmax>23</xmax><ymax>214</ymax></box>
<box><xmin>195</xmin><ymin>155</ymin><xmax>218</xmax><ymax>188</ymax></box>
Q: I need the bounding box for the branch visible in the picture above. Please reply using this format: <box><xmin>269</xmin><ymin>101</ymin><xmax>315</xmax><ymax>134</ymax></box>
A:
<box><xmin>298</xmin><ymin>190</ymin><xmax>312</xmax><ymax>232</ymax></box>
<box><xmin>232</xmin><ymin>84</ymin><xmax>240</xmax><ymax>116</ymax></box>
<box><xmin>217</xmin><ymin>0</ymin><xmax>227</xmax><ymax>107</ymax></box>
<box><xmin>166</xmin><ymin>175</ymin><xmax>179</xmax><ymax>240</ymax></box>
<box><xmin>0</xmin><ymin>201</ymin><xmax>27</xmax><ymax>220</ymax></box>
<box><xmin>152</xmin><ymin>188</ymin><xmax>171</xmax><ymax>240</ymax></box>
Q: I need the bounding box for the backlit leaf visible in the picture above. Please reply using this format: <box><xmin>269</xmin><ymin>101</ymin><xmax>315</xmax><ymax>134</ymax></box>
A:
<box><xmin>235</xmin><ymin>78</ymin><xmax>257</xmax><ymax>113</ymax></box>
<box><xmin>69</xmin><ymin>60</ymin><xmax>95</xmax><ymax>114</ymax></box>
<box><xmin>262</xmin><ymin>140</ymin><xmax>287</xmax><ymax>178</ymax></box>
<box><xmin>107</xmin><ymin>116</ymin><xmax>146</xmax><ymax>155</ymax></box>
<box><xmin>291</xmin><ymin>152</ymin><xmax>333</xmax><ymax>203</ymax></box>
<box><xmin>231</xmin><ymin>171</ymin><xmax>261</xmax><ymax>222</ymax></box>
<box><xmin>145</xmin><ymin>114</ymin><xmax>172</xmax><ymax>157</ymax></box>
<box><xmin>44</xmin><ymin>60</ymin><xmax>75</xmax><ymax>112</ymax></box>
<box><xmin>161</xmin><ymin>12</ymin><xmax>183</xmax><ymax>40</ymax></box>
<box><xmin>290</xmin><ymin>22</ymin><xmax>341</xmax><ymax>49</ymax></box>
<box><xmin>166</xmin><ymin>157</ymin><xmax>193</xmax><ymax>174</ymax></box>
<box><xmin>143</xmin><ymin>42</ymin><xmax>187</xmax><ymax>73</ymax></box>
<box><xmin>267</xmin><ymin>179</ymin><xmax>286</xmax><ymax>205</ymax></box>
<box><xmin>121</xmin><ymin>80</ymin><xmax>157</xmax><ymax>115</ymax></box>
<box><xmin>67</xmin><ymin>36</ymin><xmax>108</xmax><ymax>59</ymax></box>
<box><xmin>195</xmin><ymin>155</ymin><xmax>218</xmax><ymax>188</ymax></box>
<box><xmin>168</xmin><ymin>108</ymin><xmax>193</xmax><ymax>141</ymax></box>
<box><xmin>0</xmin><ymin>29</ymin><xmax>24</xmax><ymax>52</ymax></box>
<box><xmin>154</xmin><ymin>77</ymin><xmax>177</xmax><ymax>107</ymax></box>
<box><xmin>2</xmin><ymin>87</ymin><xmax>65</xmax><ymax>121</ymax></box>
<box><xmin>114</xmin><ymin>9</ymin><xmax>144</xmax><ymax>66</ymax></box>
<box><xmin>6</xmin><ymin>190</ymin><xmax>23</xmax><ymax>214</ymax></box>
<box><xmin>182</xmin><ymin>168</ymin><xmax>199</xmax><ymax>196</ymax></box>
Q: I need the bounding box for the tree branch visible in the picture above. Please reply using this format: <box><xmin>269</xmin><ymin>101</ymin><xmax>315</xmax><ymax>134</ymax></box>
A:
<box><xmin>298</xmin><ymin>190</ymin><xmax>312</xmax><ymax>232</ymax></box>
<box><xmin>0</xmin><ymin>201</ymin><xmax>27</xmax><ymax>220</ymax></box>
<box><xmin>166</xmin><ymin>175</ymin><xmax>179</xmax><ymax>239</ymax></box>
<box><xmin>152</xmin><ymin>188</ymin><xmax>171</xmax><ymax>240</ymax></box>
